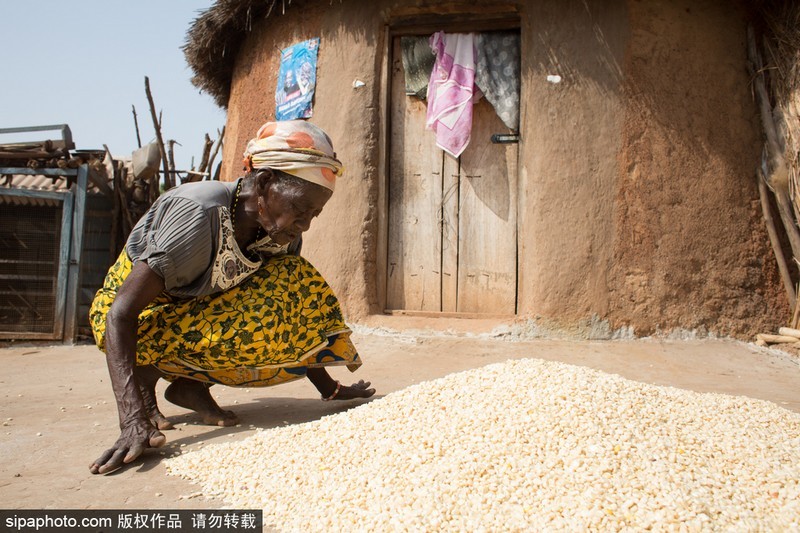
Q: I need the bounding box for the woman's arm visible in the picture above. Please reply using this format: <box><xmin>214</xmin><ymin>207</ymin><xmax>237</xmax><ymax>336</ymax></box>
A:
<box><xmin>89</xmin><ymin>260</ymin><xmax>167</xmax><ymax>474</ymax></box>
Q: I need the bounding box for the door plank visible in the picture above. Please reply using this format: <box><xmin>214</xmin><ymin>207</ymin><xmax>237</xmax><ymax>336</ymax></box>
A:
<box><xmin>441</xmin><ymin>155</ymin><xmax>459</xmax><ymax>312</ymax></box>
<box><xmin>457</xmin><ymin>99</ymin><xmax>518</xmax><ymax>314</ymax></box>
<box><xmin>386</xmin><ymin>38</ymin><xmax>444</xmax><ymax>311</ymax></box>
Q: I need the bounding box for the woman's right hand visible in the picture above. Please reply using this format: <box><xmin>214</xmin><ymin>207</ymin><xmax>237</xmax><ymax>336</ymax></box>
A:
<box><xmin>89</xmin><ymin>417</ymin><xmax>166</xmax><ymax>474</ymax></box>
<box><xmin>335</xmin><ymin>380</ymin><xmax>376</xmax><ymax>400</ymax></box>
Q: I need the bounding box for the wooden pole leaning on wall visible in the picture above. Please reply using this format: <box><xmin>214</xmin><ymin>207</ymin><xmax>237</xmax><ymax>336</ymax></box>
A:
<box><xmin>792</xmin><ymin>284</ymin><xmax>800</xmax><ymax>329</ymax></box>
<box><xmin>758</xmin><ymin>166</ymin><xmax>796</xmax><ymax>309</ymax></box>
<box><xmin>748</xmin><ymin>31</ymin><xmax>800</xmax><ymax>256</ymax></box>
<box><xmin>747</xmin><ymin>25</ymin><xmax>800</xmax><ymax>322</ymax></box>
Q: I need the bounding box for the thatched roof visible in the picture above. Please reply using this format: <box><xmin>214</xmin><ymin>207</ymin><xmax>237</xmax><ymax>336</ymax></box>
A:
<box><xmin>184</xmin><ymin>0</ymin><xmax>307</xmax><ymax>108</ymax></box>
<box><xmin>185</xmin><ymin>0</ymin><xmax>796</xmax><ymax>111</ymax></box>
<box><xmin>760</xmin><ymin>1</ymin><xmax>800</xmax><ymax>109</ymax></box>
<box><xmin>745</xmin><ymin>0</ymin><xmax>800</xmax><ymax>328</ymax></box>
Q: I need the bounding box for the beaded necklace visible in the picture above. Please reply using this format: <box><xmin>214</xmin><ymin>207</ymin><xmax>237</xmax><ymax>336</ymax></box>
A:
<box><xmin>231</xmin><ymin>178</ymin><xmax>244</xmax><ymax>220</ymax></box>
<box><xmin>231</xmin><ymin>178</ymin><xmax>264</xmax><ymax>258</ymax></box>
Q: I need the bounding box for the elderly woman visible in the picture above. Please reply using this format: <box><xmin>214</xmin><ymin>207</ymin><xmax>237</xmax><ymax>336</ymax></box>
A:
<box><xmin>89</xmin><ymin>121</ymin><xmax>374</xmax><ymax>475</ymax></box>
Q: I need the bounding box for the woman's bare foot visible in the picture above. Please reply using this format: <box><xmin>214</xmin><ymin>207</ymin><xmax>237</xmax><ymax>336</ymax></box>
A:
<box><xmin>164</xmin><ymin>379</ymin><xmax>239</xmax><ymax>427</ymax></box>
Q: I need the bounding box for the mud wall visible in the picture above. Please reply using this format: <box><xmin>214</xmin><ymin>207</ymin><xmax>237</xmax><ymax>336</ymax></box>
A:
<box><xmin>606</xmin><ymin>0</ymin><xmax>786</xmax><ymax>335</ymax></box>
<box><xmin>516</xmin><ymin>0</ymin><xmax>626</xmax><ymax>329</ymax></box>
<box><xmin>223</xmin><ymin>2</ymin><xmax>383</xmax><ymax>320</ymax></box>
<box><xmin>220</xmin><ymin>0</ymin><xmax>786</xmax><ymax>336</ymax></box>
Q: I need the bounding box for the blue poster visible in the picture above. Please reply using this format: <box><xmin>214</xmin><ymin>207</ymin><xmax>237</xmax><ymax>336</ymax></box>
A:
<box><xmin>275</xmin><ymin>38</ymin><xmax>319</xmax><ymax>121</ymax></box>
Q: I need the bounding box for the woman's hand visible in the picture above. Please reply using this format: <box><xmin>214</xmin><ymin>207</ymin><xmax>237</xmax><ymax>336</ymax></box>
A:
<box><xmin>89</xmin><ymin>417</ymin><xmax>166</xmax><ymax>474</ymax></box>
<box><xmin>334</xmin><ymin>379</ymin><xmax>376</xmax><ymax>400</ymax></box>
<box><xmin>306</xmin><ymin>368</ymin><xmax>376</xmax><ymax>401</ymax></box>
<box><xmin>91</xmin><ymin>260</ymin><xmax>166</xmax><ymax>474</ymax></box>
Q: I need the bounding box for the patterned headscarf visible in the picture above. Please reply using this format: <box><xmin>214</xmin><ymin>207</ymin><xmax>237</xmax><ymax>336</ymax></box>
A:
<box><xmin>242</xmin><ymin>120</ymin><xmax>343</xmax><ymax>191</ymax></box>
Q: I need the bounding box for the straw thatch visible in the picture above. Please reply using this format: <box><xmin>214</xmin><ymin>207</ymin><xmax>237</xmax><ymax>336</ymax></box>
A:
<box><xmin>760</xmin><ymin>1</ymin><xmax>800</xmax><ymax>108</ymax></box>
<box><xmin>761</xmin><ymin>1</ymin><xmax>800</xmax><ymax>226</ymax></box>
<box><xmin>747</xmin><ymin>0</ymin><xmax>800</xmax><ymax>343</ymax></box>
<box><xmin>184</xmin><ymin>0</ymin><xmax>309</xmax><ymax>108</ymax></box>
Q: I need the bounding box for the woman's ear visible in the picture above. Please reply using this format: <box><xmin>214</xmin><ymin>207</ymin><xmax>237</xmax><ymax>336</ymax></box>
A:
<box><xmin>254</xmin><ymin>169</ymin><xmax>275</xmax><ymax>195</ymax></box>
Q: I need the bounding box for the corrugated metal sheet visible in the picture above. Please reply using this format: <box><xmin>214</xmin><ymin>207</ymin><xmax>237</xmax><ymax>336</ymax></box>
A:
<box><xmin>3</xmin><ymin>173</ymin><xmax>70</xmax><ymax>191</ymax></box>
<box><xmin>0</xmin><ymin>173</ymin><xmax>103</xmax><ymax>206</ymax></box>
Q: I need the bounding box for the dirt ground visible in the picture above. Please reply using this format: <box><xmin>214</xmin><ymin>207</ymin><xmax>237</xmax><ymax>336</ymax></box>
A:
<box><xmin>1</xmin><ymin>319</ymin><xmax>799</xmax><ymax>516</ymax></box>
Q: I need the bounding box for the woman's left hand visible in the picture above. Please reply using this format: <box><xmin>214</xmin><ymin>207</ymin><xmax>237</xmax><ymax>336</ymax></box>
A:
<box><xmin>335</xmin><ymin>380</ymin><xmax>376</xmax><ymax>400</ymax></box>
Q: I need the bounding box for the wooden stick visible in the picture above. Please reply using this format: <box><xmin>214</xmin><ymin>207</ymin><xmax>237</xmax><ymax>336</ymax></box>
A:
<box><xmin>756</xmin><ymin>333</ymin><xmax>800</xmax><ymax>344</ymax></box>
<box><xmin>103</xmin><ymin>145</ymin><xmax>120</xmax><ymax>258</ymax></box>
<box><xmin>766</xmin><ymin>146</ymin><xmax>800</xmax><ymax>261</ymax></box>
<box><xmin>160</xmin><ymin>169</ymin><xmax>205</xmax><ymax>175</ymax></box>
<box><xmin>778</xmin><ymin>327</ymin><xmax>800</xmax><ymax>339</ymax></box>
<box><xmin>183</xmin><ymin>170</ymin><xmax>209</xmax><ymax>177</ymax></box>
<box><xmin>748</xmin><ymin>28</ymin><xmax>800</xmax><ymax>258</ymax></box>
<box><xmin>144</xmin><ymin>76</ymin><xmax>171</xmax><ymax>196</ymax></box>
<box><xmin>158</xmin><ymin>111</ymin><xmax>174</xmax><ymax>189</ymax></box>
<box><xmin>747</xmin><ymin>26</ymin><xmax>789</xmax><ymax>194</ymax></box>
<box><xmin>110</xmin><ymin>167</ymin><xmax>120</xmax><ymax>258</ymax></box>
<box><xmin>197</xmin><ymin>133</ymin><xmax>213</xmax><ymax>173</ymax></box>
<box><xmin>792</xmin><ymin>169</ymin><xmax>800</xmax><ymax>232</ymax></box>
<box><xmin>206</xmin><ymin>126</ymin><xmax>225</xmax><ymax>180</ymax></box>
<box><xmin>772</xmin><ymin>187</ymin><xmax>800</xmax><ymax>261</ymax></box>
<box><xmin>758</xmin><ymin>168</ymin><xmax>796</xmax><ymax>308</ymax></box>
<box><xmin>120</xmin><ymin>167</ymin><xmax>135</xmax><ymax>235</ymax></box>
<box><xmin>748</xmin><ymin>26</ymin><xmax>800</xmax><ymax>320</ymax></box>
<box><xmin>131</xmin><ymin>105</ymin><xmax>142</xmax><ymax>149</ymax></box>
<box><xmin>792</xmin><ymin>282</ymin><xmax>800</xmax><ymax>329</ymax></box>
<box><xmin>188</xmin><ymin>133</ymin><xmax>213</xmax><ymax>184</ymax></box>
<box><xmin>0</xmin><ymin>150</ymin><xmax>65</xmax><ymax>159</ymax></box>
<box><xmin>167</xmin><ymin>140</ymin><xmax>178</xmax><ymax>180</ymax></box>
<box><xmin>0</xmin><ymin>139</ymin><xmax>69</xmax><ymax>151</ymax></box>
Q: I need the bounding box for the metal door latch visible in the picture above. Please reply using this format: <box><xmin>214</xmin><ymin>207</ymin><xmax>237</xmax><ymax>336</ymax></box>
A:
<box><xmin>490</xmin><ymin>133</ymin><xmax>520</xmax><ymax>144</ymax></box>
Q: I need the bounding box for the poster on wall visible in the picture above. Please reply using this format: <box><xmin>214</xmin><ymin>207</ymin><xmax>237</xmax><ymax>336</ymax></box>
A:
<box><xmin>275</xmin><ymin>38</ymin><xmax>319</xmax><ymax>121</ymax></box>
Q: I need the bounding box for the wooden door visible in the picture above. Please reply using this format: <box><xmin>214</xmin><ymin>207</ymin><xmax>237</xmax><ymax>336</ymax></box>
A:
<box><xmin>387</xmin><ymin>37</ymin><xmax>518</xmax><ymax>315</ymax></box>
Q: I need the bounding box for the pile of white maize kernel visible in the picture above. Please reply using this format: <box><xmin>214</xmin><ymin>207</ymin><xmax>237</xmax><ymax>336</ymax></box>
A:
<box><xmin>165</xmin><ymin>359</ymin><xmax>800</xmax><ymax>531</ymax></box>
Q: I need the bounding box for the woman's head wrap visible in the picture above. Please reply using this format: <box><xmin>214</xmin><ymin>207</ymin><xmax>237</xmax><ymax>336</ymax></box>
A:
<box><xmin>243</xmin><ymin>120</ymin><xmax>343</xmax><ymax>191</ymax></box>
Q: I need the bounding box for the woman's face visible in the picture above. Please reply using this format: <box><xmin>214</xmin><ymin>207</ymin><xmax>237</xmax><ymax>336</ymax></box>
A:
<box><xmin>256</xmin><ymin>176</ymin><xmax>332</xmax><ymax>245</ymax></box>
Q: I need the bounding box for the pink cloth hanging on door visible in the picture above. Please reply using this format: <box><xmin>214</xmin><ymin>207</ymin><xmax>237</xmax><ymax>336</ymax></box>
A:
<box><xmin>425</xmin><ymin>32</ymin><xmax>478</xmax><ymax>158</ymax></box>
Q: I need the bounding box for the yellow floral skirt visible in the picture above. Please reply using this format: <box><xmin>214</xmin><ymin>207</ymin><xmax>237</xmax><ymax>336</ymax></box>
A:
<box><xmin>90</xmin><ymin>252</ymin><xmax>361</xmax><ymax>387</ymax></box>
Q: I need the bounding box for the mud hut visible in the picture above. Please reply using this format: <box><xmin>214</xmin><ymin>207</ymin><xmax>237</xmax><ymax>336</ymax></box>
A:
<box><xmin>184</xmin><ymin>0</ymin><xmax>790</xmax><ymax>338</ymax></box>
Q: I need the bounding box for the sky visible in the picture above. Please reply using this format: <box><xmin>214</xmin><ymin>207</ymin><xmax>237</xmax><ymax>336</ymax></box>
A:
<box><xmin>1</xmin><ymin>1</ymin><xmax>227</xmax><ymax>171</ymax></box>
